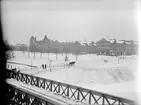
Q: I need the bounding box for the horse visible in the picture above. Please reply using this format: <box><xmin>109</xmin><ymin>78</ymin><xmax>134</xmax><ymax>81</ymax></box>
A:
<box><xmin>68</xmin><ymin>61</ymin><xmax>76</xmax><ymax>67</ymax></box>
<box><xmin>104</xmin><ymin>60</ymin><xmax>108</xmax><ymax>63</ymax></box>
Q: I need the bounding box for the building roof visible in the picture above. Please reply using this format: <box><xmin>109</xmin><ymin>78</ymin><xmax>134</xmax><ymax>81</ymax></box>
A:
<box><xmin>96</xmin><ymin>38</ymin><xmax>110</xmax><ymax>44</ymax></box>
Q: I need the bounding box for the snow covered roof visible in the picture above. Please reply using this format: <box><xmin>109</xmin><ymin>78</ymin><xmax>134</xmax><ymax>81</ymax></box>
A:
<box><xmin>96</xmin><ymin>38</ymin><xmax>110</xmax><ymax>44</ymax></box>
<box><xmin>116</xmin><ymin>40</ymin><xmax>123</xmax><ymax>44</ymax></box>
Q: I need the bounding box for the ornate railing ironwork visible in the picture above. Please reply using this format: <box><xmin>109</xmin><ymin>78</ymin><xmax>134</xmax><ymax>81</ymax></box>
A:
<box><xmin>6</xmin><ymin>69</ymin><xmax>136</xmax><ymax>105</ymax></box>
<box><xmin>6</xmin><ymin>83</ymin><xmax>61</xmax><ymax>105</ymax></box>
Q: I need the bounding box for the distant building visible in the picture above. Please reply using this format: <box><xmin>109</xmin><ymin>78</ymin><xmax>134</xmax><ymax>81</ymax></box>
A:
<box><xmin>29</xmin><ymin>36</ymin><xmax>138</xmax><ymax>56</ymax></box>
<box><xmin>29</xmin><ymin>35</ymin><xmax>52</xmax><ymax>52</ymax></box>
<box><xmin>95</xmin><ymin>38</ymin><xmax>138</xmax><ymax>56</ymax></box>
<box><xmin>96</xmin><ymin>38</ymin><xmax>112</xmax><ymax>55</ymax></box>
<box><xmin>29</xmin><ymin>35</ymin><xmax>84</xmax><ymax>54</ymax></box>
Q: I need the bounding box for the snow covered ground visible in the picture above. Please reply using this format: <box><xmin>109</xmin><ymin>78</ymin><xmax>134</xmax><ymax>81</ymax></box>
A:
<box><xmin>7</xmin><ymin>51</ymin><xmax>139</xmax><ymax>101</ymax></box>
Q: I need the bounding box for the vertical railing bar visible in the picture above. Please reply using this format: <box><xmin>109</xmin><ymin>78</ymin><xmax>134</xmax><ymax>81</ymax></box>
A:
<box><xmin>60</xmin><ymin>85</ymin><xmax>64</xmax><ymax>94</ymax></box>
<box><xmin>89</xmin><ymin>91</ymin><xmax>91</xmax><ymax>105</ymax></box>
<box><xmin>33</xmin><ymin>76</ymin><xmax>36</xmax><ymax>86</ymax></box>
<box><xmin>38</xmin><ymin>78</ymin><xmax>41</xmax><ymax>87</ymax></box>
<box><xmin>118</xmin><ymin>99</ymin><xmax>120</xmax><ymax>105</ymax></box>
<box><xmin>32</xmin><ymin>76</ymin><xmax>35</xmax><ymax>86</ymax></box>
<box><xmin>30</xmin><ymin>75</ymin><xmax>33</xmax><ymax>85</ymax></box>
<box><xmin>67</xmin><ymin>85</ymin><xmax>69</xmax><ymax>97</ymax></box>
<box><xmin>29</xmin><ymin>75</ymin><xmax>32</xmax><ymax>85</ymax></box>
<box><xmin>77</xmin><ymin>88</ymin><xmax>80</xmax><ymax>101</ymax></box>
<box><xmin>43</xmin><ymin>79</ymin><xmax>45</xmax><ymax>89</ymax></box>
<box><xmin>50</xmin><ymin>81</ymin><xmax>52</xmax><ymax>92</ymax></box>
<box><xmin>25</xmin><ymin>74</ymin><xmax>28</xmax><ymax>84</ymax></box>
<box><xmin>36</xmin><ymin>76</ymin><xmax>39</xmax><ymax>87</ymax></box>
<box><xmin>102</xmin><ymin>94</ymin><xmax>105</xmax><ymax>105</ymax></box>
<box><xmin>58</xmin><ymin>83</ymin><xmax>60</xmax><ymax>93</ymax></box>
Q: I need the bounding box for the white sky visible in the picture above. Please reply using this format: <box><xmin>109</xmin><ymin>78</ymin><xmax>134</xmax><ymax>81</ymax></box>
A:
<box><xmin>1</xmin><ymin>0</ymin><xmax>140</xmax><ymax>45</ymax></box>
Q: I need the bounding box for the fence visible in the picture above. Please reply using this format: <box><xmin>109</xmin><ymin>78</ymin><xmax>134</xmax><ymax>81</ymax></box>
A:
<box><xmin>6</xmin><ymin>69</ymin><xmax>136</xmax><ymax>105</ymax></box>
<box><xmin>7</xmin><ymin>83</ymin><xmax>63</xmax><ymax>105</ymax></box>
<box><xmin>7</xmin><ymin>61</ymin><xmax>68</xmax><ymax>71</ymax></box>
<box><xmin>7</xmin><ymin>61</ymin><xmax>37</xmax><ymax>68</ymax></box>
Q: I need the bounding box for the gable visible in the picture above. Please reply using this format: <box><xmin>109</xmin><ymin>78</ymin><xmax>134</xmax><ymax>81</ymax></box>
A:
<box><xmin>96</xmin><ymin>38</ymin><xmax>110</xmax><ymax>44</ymax></box>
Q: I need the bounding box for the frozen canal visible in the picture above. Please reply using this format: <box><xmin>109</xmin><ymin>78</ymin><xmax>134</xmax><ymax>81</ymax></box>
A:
<box><xmin>8</xmin><ymin>51</ymin><xmax>139</xmax><ymax>101</ymax></box>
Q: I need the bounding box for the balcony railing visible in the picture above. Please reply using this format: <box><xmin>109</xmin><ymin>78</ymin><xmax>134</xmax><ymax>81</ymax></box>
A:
<box><xmin>6</xmin><ymin>69</ymin><xmax>136</xmax><ymax>105</ymax></box>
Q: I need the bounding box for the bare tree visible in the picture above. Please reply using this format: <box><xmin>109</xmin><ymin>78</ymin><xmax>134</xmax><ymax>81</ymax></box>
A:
<box><xmin>73</xmin><ymin>41</ymin><xmax>81</xmax><ymax>60</ymax></box>
<box><xmin>4</xmin><ymin>41</ymin><xmax>15</xmax><ymax>61</ymax></box>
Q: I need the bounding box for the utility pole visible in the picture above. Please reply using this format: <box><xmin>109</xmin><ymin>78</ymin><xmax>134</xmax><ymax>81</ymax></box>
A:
<box><xmin>28</xmin><ymin>46</ymin><xmax>30</xmax><ymax>57</ymax></box>
<box><xmin>84</xmin><ymin>38</ymin><xmax>88</xmax><ymax>54</ymax></box>
<box><xmin>48</xmin><ymin>41</ymin><xmax>50</xmax><ymax>60</ymax></box>
<box><xmin>40</xmin><ymin>52</ymin><xmax>42</xmax><ymax>58</ymax></box>
<box><xmin>31</xmin><ymin>60</ymin><xmax>32</xmax><ymax>70</ymax></box>
<box><xmin>118</xmin><ymin>57</ymin><xmax>119</xmax><ymax>64</ymax></box>
<box><xmin>56</xmin><ymin>47</ymin><xmax>58</xmax><ymax>61</ymax></box>
<box><xmin>34</xmin><ymin>51</ymin><xmax>35</xmax><ymax>59</ymax></box>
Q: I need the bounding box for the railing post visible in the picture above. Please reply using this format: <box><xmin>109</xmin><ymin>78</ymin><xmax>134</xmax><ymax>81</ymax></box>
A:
<box><xmin>67</xmin><ymin>85</ymin><xmax>69</xmax><ymax>97</ymax></box>
<box><xmin>50</xmin><ymin>81</ymin><xmax>52</xmax><ymax>92</ymax></box>
<box><xmin>102</xmin><ymin>94</ymin><xmax>105</xmax><ymax>105</ymax></box>
<box><xmin>25</xmin><ymin>74</ymin><xmax>28</xmax><ymax>84</ymax></box>
<box><xmin>13</xmin><ymin>71</ymin><xmax>16</xmax><ymax>79</ymax></box>
<box><xmin>30</xmin><ymin>76</ymin><xmax>33</xmax><ymax>85</ymax></box>
<box><xmin>118</xmin><ymin>99</ymin><xmax>121</xmax><ymax>105</ymax></box>
<box><xmin>43</xmin><ymin>79</ymin><xmax>45</xmax><ymax>89</ymax></box>
<box><xmin>89</xmin><ymin>91</ymin><xmax>91</xmax><ymax>105</ymax></box>
<box><xmin>36</xmin><ymin>77</ymin><xmax>39</xmax><ymax>87</ymax></box>
<box><xmin>77</xmin><ymin>88</ymin><xmax>80</xmax><ymax>101</ymax></box>
<box><xmin>58</xmin><ymin>83</ymin><xmax>60</xmax><ymax>93</ymax></box>
<box><xmin>17</xmin><ymin>72</ymin><xmax>19</xmax><ymax>81</ymax></box>
<box><xmin>25</xmin><ymin>93</ymin><xmax>29</xmax><ymax>105</ymax></box>
<box><xmin>19</xmin><ymin>72</ymin><xmax>22</xmax><ymax>82</ymax></box>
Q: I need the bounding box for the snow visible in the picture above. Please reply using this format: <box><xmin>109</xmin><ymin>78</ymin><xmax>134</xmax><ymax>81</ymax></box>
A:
<box><xmin>7</xmin><ymin>51</ymin><xmax>139</xmax><ymax>102</ymax></box>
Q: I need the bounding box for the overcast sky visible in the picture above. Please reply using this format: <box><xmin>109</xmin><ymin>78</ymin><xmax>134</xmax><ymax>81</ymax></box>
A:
<box><xmin>1</xmin><ymin>0</ymin><xmax>140</xmax><ymax>45</ymax></box>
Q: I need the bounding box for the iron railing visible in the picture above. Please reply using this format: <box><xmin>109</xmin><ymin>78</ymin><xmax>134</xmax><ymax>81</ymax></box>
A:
<box><xmin>6</xmin><ymin>83</ymin><xmax>63</xmax><ymax>105</ymax></box>
<box><xmin>6</xmin><ymin>69</ymin><xmax>136</xmax><ymax>105</ymax></box>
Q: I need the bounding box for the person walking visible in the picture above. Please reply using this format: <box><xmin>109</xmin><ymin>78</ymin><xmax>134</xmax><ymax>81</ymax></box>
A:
<box><xmin>49</xmin><ymin>60</ymin><xmax>52</xmax><ymax>72</ymax></box>
<box><xmin>45</xmin><ymin>64</ymin><xmax>46</xmax><ymax>69</ymax></box>
<box><xmin>42</xmin><ymin>64</ymin><xmax>44</xmax><ymax>69</ymax></box>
